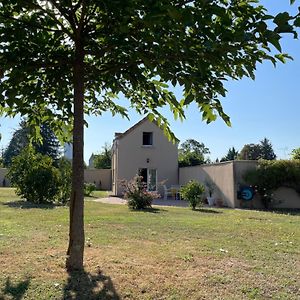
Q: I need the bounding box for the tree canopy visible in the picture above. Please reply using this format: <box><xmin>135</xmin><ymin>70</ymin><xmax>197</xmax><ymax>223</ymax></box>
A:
<box><xmin>239</xmin><ymin>138</ymin><xmax>276</xmax><ymax>161</ymax></box>
<box><xmin>291</xmin><ymin>148</ymin><xmax>300</xmax><ymax>160</ymax></box>
<box><xmin>3</xmin><ymin>120</ymin><xmax>60</xmax><ymax>166</ymax></box>
<box><xmin>0</xmin><ymin>0</ymin><xmax>298</xmax><ymax>270</ymax></box>
<box><xmin>179</xmin><ymin>139</ymin><xmax>210</xmax><ymax>167</ymax></box>
<box><xmin>92</xmin><ymin>143</ymin><xmax>112</xmax><ymax>169</ymax></box>
<box><xmin>220</xmin><ymin>147</ymin><xmax>239</xmax><ymax>162</ymax></box>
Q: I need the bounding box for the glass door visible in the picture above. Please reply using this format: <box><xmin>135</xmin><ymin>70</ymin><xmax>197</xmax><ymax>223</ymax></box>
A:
<box><xmin>138</xmin><ymin>168</ymin><xmax>157</xmax><ymax>191</ymax></box>
<box><xmin>147</xmin><ymin>169</ymin><xmax>157</xmax><ymax>191</ymax></box>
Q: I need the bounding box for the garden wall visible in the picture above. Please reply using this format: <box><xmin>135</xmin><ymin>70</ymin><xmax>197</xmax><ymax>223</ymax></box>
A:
<box><xmin>84</xmin><ymin>169</ymin><xmax>112</xmax><ymax>190</ymax></box>
<box><xmin>179</xmin><ymin>162</ymin><xmax>236</xmax><ymax>207</ymax></box>
<box><xmin>179</xmin><ymin>161</ymin><xmax>300</xmax><ymax>209</ymax></box>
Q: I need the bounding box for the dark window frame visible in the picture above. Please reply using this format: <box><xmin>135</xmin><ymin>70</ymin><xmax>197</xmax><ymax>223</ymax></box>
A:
<box><xmin>142</xmin><ymin>132</ymin><xmax>153</xmax><ymax>146</ymax></box>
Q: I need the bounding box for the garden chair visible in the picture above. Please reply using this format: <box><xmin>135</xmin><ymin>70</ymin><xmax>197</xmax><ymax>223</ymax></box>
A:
<box><xmin>163</xmin><ymin>185</ymin><xmax>173</xmax><ymax>200</ymax></box>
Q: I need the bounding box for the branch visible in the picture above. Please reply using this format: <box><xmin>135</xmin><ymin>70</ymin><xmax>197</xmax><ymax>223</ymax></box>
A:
<box><xmin>83</xmin><ymin>3</ymin><xmax>97</xmax><ymax>28</ymax></box>
<box><xmin>0</xmin><ymin>14</ymin><xmax>64</xmax><ymax>34</ymax></box>
<box><xmin>85</xmin><ymin>58</ymin><xmax>144</xmax><ymax>77</ymax></box>
<box><xmin>22</xmin><ymin>0</ymin><xmax>74</xmax><ymax>38</ymax></box>
<box><xmin>47</xmin><ymin>0</ymin><xmax>77</xmax><ymax>35</ymax></box>
<box><xmin>78</xmin><ymin>0</ymin><xmax>87</xmax><ymax>34</ymax></box>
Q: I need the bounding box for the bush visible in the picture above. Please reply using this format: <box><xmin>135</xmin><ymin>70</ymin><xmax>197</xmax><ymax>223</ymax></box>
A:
<box><xmin>84</xmin><ymin>182</ymin><xmax>96</xmax><ymax>196</ymax></box>
<box><xmin>180</xmin><ymin>180</ymin><xmax>205</xmax><ymax>209</ymax></box>
<box><xmin>57</xmin><ymin>157</ymin><xmax>72</xmax><ymax>204</ymax></box>
<box><xmin>8</xmin><ymin>146</ymin><xmax>60</xmax><ymax>204</ymax></box>
<box><xmin>244</xmin><ymin>160</ymin><xmax>300</xmax><ymax>209</ymax></box>
<box><xmin>121</xmin><ymin>176</ymin><xmax>160</xmax><ymax>210</ymax></box>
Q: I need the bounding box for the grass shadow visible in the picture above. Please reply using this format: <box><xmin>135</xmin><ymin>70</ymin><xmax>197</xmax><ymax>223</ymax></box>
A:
<box><xmin>268</xmin><ymin>208</ymin><xmax>300</xmax><ymax>216</ymax></box>
<box><xmin>0</xmin><ymin>277</ymin><xmax>30</xmax><ymax>300</ymax></box>
<box><xmin>63</xmin><ymin>268</ymin><xmax>120</xmax><ymax>300</ymax></box>
<box><xmin>143</xmin><ymin>207</ymin><xmax>167</xmax><ymax>213</ymax></box>
<box><xmin>193</xmin><ymin>208</ymin><xmax>222</xmax><ymax>214</ymax></box>
<box><xmin>128</xmin><ymin>207</ymin><xmax>167</xmax><ymax>213</ymax></box>
<box><xmin>2</xmin><ymin>200</ymin><xmax>57</xmax><ymax>210</ymax></box>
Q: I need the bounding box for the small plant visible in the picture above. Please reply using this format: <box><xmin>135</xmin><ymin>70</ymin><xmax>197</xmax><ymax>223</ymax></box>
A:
<box><xmin>180</xmin><ymin>180</ymin><xmax>205</xmax><ymax>210</ymax></box>
<box><xmin>84</xmin><ymin>182</ymin><xmax>96</xmax><ymax>196</ymax></box>
<box><xmin>121</xmin><ymin>175</ymin><xmax>160</xmax><ymax>210</ymax></box>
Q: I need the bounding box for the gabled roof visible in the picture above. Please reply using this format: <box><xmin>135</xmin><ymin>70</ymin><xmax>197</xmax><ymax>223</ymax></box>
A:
<box><xmin>114</xmin><ymin>116</ymin><xmax>149</xmax><ymax>141</ymax></box>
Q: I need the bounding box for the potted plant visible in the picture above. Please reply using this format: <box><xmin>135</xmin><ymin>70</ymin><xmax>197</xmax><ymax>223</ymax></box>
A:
<box><xmin>205</xmin><ymin>179</ymin><xmax>216</xmax><ymax>206</ymax></box>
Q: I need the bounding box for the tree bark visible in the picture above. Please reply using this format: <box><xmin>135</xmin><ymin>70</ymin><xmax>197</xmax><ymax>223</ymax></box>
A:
<box><xmin>66</xmin><ymin>41</ymin><xmax>85</xmax><ymax>271</ymax></box>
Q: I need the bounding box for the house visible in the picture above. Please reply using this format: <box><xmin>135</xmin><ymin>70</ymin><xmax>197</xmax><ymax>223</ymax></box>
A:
<box><xmin>89</xmin><ymin>153</ymin><xmax>96</xmax><ymax>169</ymax></box>
<box><xmin>112</xmin><ymin>117</ymin><xmax>178</xmax><ymax>196</ymax></box>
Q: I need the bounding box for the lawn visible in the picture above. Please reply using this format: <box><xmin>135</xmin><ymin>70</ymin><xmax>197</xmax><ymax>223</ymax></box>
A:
<box><xmin>0</xmin><ymin>188</ymin><xmax>299</xmax><ymax>299</ymax></box>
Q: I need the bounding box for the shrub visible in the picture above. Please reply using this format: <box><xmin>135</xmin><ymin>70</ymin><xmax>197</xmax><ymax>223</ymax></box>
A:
<box><xmin>180</xmin><ymin>180</ymin><xmax>205</xmax><ymax>209</ymax></box>
<box><xmin>84</xmin><ymin>182</ymin><xmax>96</xmax><ymax>196</ymax></box>
<box><xmin>57</xmin><ymin>157</ymin><xmax>72</xmax><ymax>204</ymax></box>
<box><xmin>8</xmin><ymin>146</ymin><xmax>60</xmax><ymax>204</ymax></box>
<box><xmin>121</xmin><ymin>175</ymin><xmax>160</xmax><ymax>210</ymax></box>
<box><xmin>244</xmin><ymin>160</ymin><xmax>300</xmax><ymax>209</ymax></box>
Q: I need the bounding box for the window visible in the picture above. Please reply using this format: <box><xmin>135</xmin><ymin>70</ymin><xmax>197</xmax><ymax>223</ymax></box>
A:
<box><xmin>142</xmin><ymin>132</ymin><xmax>153</xmax><ymax>146</ymax></box>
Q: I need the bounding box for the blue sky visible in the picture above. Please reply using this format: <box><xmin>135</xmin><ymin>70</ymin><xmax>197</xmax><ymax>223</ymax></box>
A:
<box><xmin>1</xmin><ymin>1</ymin><xmax>299</xmax><ymax>162</ymax></box>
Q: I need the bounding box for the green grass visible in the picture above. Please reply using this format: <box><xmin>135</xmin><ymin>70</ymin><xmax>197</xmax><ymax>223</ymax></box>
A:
<box><xmin>85</xmin><ymin>189</ymin><xmax>110</xmax><ymax>199</ymax></box>
<box><xmin>0</xmin><ymin>187</ymin><xmax>299</xmax><ymax>299</ymax></box>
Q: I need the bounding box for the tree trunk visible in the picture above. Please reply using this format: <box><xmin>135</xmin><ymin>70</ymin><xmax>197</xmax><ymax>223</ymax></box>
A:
<box><xmin>66</xmin><ymin>42</ymin><xmax>85</xmax><ymax>271</ymax></box>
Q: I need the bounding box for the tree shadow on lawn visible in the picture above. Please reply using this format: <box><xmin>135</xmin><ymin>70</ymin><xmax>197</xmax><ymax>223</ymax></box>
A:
<box><xmin>193</xmin><ymin>208</ymin><xmax>222</xmax><ymax>214</ymax></box>
<box><xmin>63</xmin><ymin>268</ymin><xmax>120</xmax><ymax>300</ymax></box>
<box><xmin>0</xmin><ymin>276</ymin><xmax>31</xmax><ymax>300</ymax></box>
<box><xmin>267</xmin><ymin>208</ymin><xmax>300</xmax><ymax>216</ymax></box>
<box><xmin>2</xmin><ymin>200</ymin><xmax>58</xmax><ymax>210</ymax></box>
<box><xmin>129</xmin><ymin>207</ymin><xmax>167</xmax><ymax>214</ymax></box>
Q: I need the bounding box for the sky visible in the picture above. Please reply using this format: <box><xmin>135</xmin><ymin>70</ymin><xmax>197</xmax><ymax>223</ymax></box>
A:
<box><xmin>1</xmin><ymin>1</ymin><xmax>300</xmax><ymax>163</ymax></box>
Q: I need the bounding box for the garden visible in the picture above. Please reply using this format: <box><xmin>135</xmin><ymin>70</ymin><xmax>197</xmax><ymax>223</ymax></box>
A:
<box><xmin>0</xmin><ymin>188</ymin><xmax>299</xmax><ymax>299</ymax></box>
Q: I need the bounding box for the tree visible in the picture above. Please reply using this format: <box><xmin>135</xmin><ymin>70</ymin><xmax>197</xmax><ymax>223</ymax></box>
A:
<box><xmin>179</xmin><ymin>139</ymin><xmax>210</xmax><ymax>167</ymax></box>
<box><xmin>259</xmin><ymin>138</ymin><xmax>276</xmax><ymax>160</ymax></box>
<box><xmin>93</xmin><ymin>143</ymin><xmax>112</xmax><ymax>169</ymax></box>
<box><xmin>0</xmin><ymin>1</ymin><xmax>297</xmax><ymax>270</ymax></box>
<box><xmin>239</xmin><ymin>138</ymin><xmax>276</xmax><ymax>160</ymax></box>
<box><xmin>3</xmin><ymin>120</ymin><xmax>60</xmax><ymax>166</ymax></box>
<box><xmin>291</xmin><ymin>148</ymin><xmax>300</xmax><ymax>160</ymax></box>
<box><xmin>8</xmin><ymin>146</ymin><xmax>60</xmax><ymax>204</ymax></box>
<box><xmin>239</xmin><ymin>144</ymin><xmax>262</xmax><ymax>160</ymax></box>
<box><xmin>220</xmin><ymin>147</ymin><xmax>239</xmax><ymax>162</ymax></box>
<box><xmin>3</xmin><ymin>121</ymin><xmax>29</xmax><ymax>166</ymax></box>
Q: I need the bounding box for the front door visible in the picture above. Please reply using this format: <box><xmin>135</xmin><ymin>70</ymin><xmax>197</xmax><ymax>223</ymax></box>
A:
<box><xmin>138</xmin><ymin>168</ymin><xmax>157</xmax><ymax>191</ymax></box>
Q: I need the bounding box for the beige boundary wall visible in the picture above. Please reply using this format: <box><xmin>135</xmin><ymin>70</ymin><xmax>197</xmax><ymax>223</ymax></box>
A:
<box><xmin>179</xmin><ymin>161</ymin><xmax>300</xmax><ymax>209</ymax></box>
<box><xmin>0</xmin><ymin>168</ymin><xmax>112</xmax><ymax>191</ymax></box>
<box><xmin>84</xmin><ymin>169</ymin><xmax>112</xmax><ymax>190</ymax></box>
<box><xmin>179</xmin><ymin>162</ymin><xmax>236</xmax><ymax>207</ymax></box>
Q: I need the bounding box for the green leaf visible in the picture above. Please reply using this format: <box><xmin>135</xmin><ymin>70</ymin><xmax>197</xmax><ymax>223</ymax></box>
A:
<box><xmin>268</xmin><ymin>36</ymin><xmax>282</xmax><ymax>52</ymax></box>
<box><xmin>273</xmin><ymin>12</ymin><xmax>290</xmax><ymax>26</ymax></box>
<box><xmin>294</xmin><ymin>17</ymin><xmax>300</xmax><ymax>27</ymax></box>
